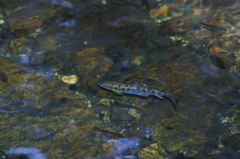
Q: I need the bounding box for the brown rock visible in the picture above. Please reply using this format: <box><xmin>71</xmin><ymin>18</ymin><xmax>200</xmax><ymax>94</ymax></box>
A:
<box><xmin>167</xmin><ymin>16</ymin><xmax>192</xmax><ymax>34</ymax></box>
<box><xmin>9</xmin><ymin>37</ymin><xmax>39</xmax><ymax>54</ymax></box>
<box><xmin>128</xmin><ymin>108</ymin><xmax>142</xmax><ymax>120</ymax></box>
<box><xmin>208</xmin><ymin>46</ymin><xmax>227</xmax><ymax>57</ymax></box>
<box><xmin>138</xmin><ymin>143</ymin><xmax>162</xmax><ymax>159</ymax></box>
<box><xmin>9</xmin><ymin>37</ymin><xmax>28</xmax><ymax>54</ymax></box>
<box><xmin>5</xmin><ymin>1</ymin><xmax>62</xmax><ymax>30</ymax></box>
<box><xmin>208</xmin><ymin>46</ymin><xmax>235</xmax><ymax>67</ymax></box>
<box><xmin>149</xmin><ymin>5</ymin><xmax>170</xmax><ymax>18</ymax></box>
<box><xmin>73</xmin><ymin>48</ymin><xmax>114</xmax><ymax>78</ymax></box>
<box><xmin>219</xmin><ymin>35</ymin><xmax>239</xmax><ymax>51</ymax></box>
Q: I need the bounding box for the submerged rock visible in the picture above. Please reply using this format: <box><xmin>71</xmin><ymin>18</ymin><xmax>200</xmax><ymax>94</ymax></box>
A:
<box><xmin>73</xmin><ymin>48</ymin><xmax>114</xmax><ymax>78</ymax></box>
<box><xmin>208</xmin><ymin>45</ymin><xmax>235</xmax><ymax>68</ymax></box>
<box><xmin>5</xmin><ymin>1</ymin><xmax>62</xmax><ymax>30</ymax></box>
<box><xmin>138</xmin><ymin>143</ymin><xmax>162</xmax><ymax>159</ymax></box>
<box><xmin>30</xmin><ymin>127</ymin><xmax>51</xmax><ymax>139</ymax></box>
<box><xmin>110</xmin><ymin>106</ymin><xmax>134</xmax><ymax>121</ymax></box>
<box><xmin>61</xmin><ymin>75</ymin><xmax>79</xmax><ymax>84</ymax></box>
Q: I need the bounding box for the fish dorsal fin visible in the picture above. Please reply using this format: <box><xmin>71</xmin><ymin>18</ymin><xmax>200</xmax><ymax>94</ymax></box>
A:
<box><xmin>125</xmin><ymin>80</ymin><xmax>139</xmax><ymax>85</ymax></box>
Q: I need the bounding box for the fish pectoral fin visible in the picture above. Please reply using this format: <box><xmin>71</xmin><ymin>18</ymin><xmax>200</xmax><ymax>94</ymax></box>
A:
<box><xmin>154</xmin><ymin>94</ymin><xmax>163</xmax><ymax>99</ymax></box>
<box><xmin>113</xmin><ymin>90</ymin><xmax>123</xmax><ymax>95</ymax></box>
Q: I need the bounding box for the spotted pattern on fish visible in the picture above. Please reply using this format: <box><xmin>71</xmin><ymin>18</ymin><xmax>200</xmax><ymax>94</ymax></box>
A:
<box><xmin>98</xmin><ymin>81</ymin><xmax>177</xmax><ymax>111</ymax></box>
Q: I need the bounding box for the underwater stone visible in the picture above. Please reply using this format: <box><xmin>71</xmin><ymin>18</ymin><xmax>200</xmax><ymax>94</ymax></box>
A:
<box><xmin>110</xmin><ymin>106</ymin><xmax>134</xmax><ymax>121</ymax></box>
<box><xmin>61</xmin><ymin>75</ymin><xmax>79</xmax><ymax>84</ymax></box>
<box><xmin>73</xmin><ymin>48</ymin><xmax>114</xmax><ymax>78</ymax></box>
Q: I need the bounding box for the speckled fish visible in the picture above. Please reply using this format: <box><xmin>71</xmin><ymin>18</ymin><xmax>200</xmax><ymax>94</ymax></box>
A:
<box><xmin>98</xmin><ymin>81</ymin><xmax>177</xmax><ymax>111</ymax></box>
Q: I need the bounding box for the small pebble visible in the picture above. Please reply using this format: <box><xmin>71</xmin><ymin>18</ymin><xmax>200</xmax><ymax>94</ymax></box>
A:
<box><xmin>61</xmin><ymin>75</ymin><xmax>78</xmax><ymax>84</ymax></box>
<box><xmin>128</xmin><ymin>108</ymin><xmax>142</xmax><ymax>120</ymax></box>
<box><xmin>98</xmin><ymin>98</ymin><xmax>114</xmax><ymax>107</ymax></box>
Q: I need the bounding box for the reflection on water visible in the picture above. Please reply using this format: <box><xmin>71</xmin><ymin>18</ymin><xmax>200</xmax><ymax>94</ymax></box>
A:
<box><xmin>0</xmin><ymin>0</ymin><xmax>240</xmax><ymax>158</ymax></box>
<box><xmin>8</xmin><ymin>147</ymin><xmax>46</xmax><ymax>159</ymax></box>
<box><xmin>59</xmin><ymin>18</ymin><xmax>76</xmax><ymax>27</ymax></box>
<box><xmin>104</xmin><ymin>137</ymin><xmax>140</xmax><ymax>159</ymax></box>
<box><xmin>51</xmin><ymin>0</ymin><xmax>73</xmax><ymax>8</ymax></box>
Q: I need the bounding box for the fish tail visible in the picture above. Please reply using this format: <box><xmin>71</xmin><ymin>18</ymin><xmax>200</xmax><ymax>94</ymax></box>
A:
<box><xmin>163</xmin><ymin>93</ymin><xmax>178</xmax><ymax>112</ymax></box>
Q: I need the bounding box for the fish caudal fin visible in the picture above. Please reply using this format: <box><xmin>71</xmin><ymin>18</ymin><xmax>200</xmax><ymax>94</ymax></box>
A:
<box><xmin>162</xmin><ymin>93</ymin><xmax>178</xmax><ymax>112</ymax></box>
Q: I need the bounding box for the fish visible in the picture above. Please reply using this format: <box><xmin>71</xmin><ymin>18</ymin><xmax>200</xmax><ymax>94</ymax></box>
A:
<box><xmin>200</xmin><ymin>21</ymin><xmax>226</xmax><ymax>33</ymax></box>
<box><xmin>98</xmin><ymin>81</ymin><xmax>177</xmax><ymax>111</ymax></box>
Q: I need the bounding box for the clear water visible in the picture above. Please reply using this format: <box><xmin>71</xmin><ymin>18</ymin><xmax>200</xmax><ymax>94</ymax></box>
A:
<box><xmin>0</xmin><ymin>0</ymin><xmax>240</xmax><ymax>158</ymax></box>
